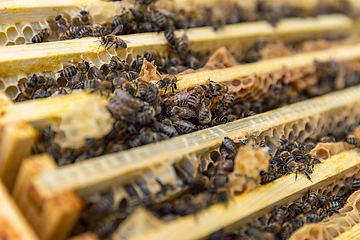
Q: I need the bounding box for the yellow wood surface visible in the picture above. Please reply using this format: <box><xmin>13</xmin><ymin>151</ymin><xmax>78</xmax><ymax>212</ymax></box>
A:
<box><xmin>12</xmin><ymin>154</ymin><xmax>83</xmax><ymax>240</ymax></box>
<box><xmin>0</xmin><ymin>180</ymin><xmax>39</xmax><ymax>240</ymax></box>
<box><xmin>0</xmin><ymin>14</ymin><xmax>356</xmax><ymax>78</ymax></box>
<box><xmin>66</xmin><ymin>233</ymin><xmax>98</xmax><ymax>240</ymax></box>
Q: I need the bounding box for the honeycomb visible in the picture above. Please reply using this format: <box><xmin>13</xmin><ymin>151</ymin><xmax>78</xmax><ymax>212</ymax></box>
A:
<box><xmin>0</xmin><ymin>2</ymin><xmax>126</xmax><ymax>47</ymax></box>
<box><xmin>310</xmin><ymin>142</ymin><xmax>353</xmax><ymax>160</ymax></box>
<box><xmin>289</xmin><ymin>171</ymin><xmax>360</xmax><ymax>240</ymax></box>
<box><xmin>53</xmin><ymin>96</ymin><xmax>113</xmax><ymax>149</ymax></box>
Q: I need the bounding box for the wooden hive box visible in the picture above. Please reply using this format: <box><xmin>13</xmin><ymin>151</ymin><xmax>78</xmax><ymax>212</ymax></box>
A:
<box><xmin>3</xmin><ymin>0</ymin><xmax>360</xmax><ymax>239</ymax></box>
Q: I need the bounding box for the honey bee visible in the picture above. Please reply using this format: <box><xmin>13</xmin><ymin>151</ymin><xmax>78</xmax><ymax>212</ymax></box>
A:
<box><xmin>89</xmin><ymin>66</ymin><xmax>104</xmax><ymax>80</ymax></box>
<box><xmin>111</xmin><ymin>10</ymin><xmax>129</xmax><ymax>29</ymax></box>
<box><xmin>151</xmin><ymin>10</ymin><xmax>167</xmax><ymax>31</ymax></box>
<box><xmin>303</xmin><ymin>189</ymin><xmax>318</xmax><ymax>213</ymax></box>
<box><xmin>94</xmin><ymin>221</ymin><xmax>120</xmax><ymax>239</ymax></box>
<box><xmin>319</xmin><ymin>136</ymin><xmax>336</xmax><ymax>143</ymax></box>
<box><xmin>77</xmin><ymin>26</ymin><xmax>92</xmax><ymax>38</ymax></box>
<box><xmin>164</xmin><ymin>28</ymin><xmax>177</xmax><ymax>47</ymax></box>
<box><xmin>58</xmin><ymin>87</ymin><xmax>72</xmax><ymax>95</ymax></box>
<box><xmin>73</xmin><ymin>8</ymin><xmax>92</xmax><ymax>26</ymax></box>
<box><xmin>18</xmin><ymin>82</ymin><xmax>35</xmax><ymax>98</ymax></box>
<box><xmin>55</xmin><ymin>14</ymin><xmax>69</xmax><ymax>31</ymax></box>
<box><xmin>241</xmin><ymin>110</ymin><xmax>256</xmax><ymax>118</ymax></box>
<box><xmin>169</xmin><ymin>106</ymin><xmax>196</xmax><ymax>119</ymax></box>
<box><xmin>31</xmin><ymin>28</ymin><xmax>50</xmax><ymax>43</ymax></box>
<box><xmin>91</xmin><ymin>24</ymin><xmax>110</xmax><ymax>37</ymax></box>
<box><xmin>109</xmin><ymin>57</ymin><xmax>130</xmax><ymax>72</ymax></box>
<box><xmin>29</xmin><ymin>74</ymin><xmax>57</xmax><ymax>88</ymax></box>
<box><xmin>33</xmin><ymin>88</ymin><xmax>47</xmax><ymax>99</ymax></box>
<box><xmin>173</xmin><ymin>120</ymin><xmax>198</xmax><ymax>134</ymax></box>
<box><xmin>87</xmin><ymin>190</ymin><xmax>114</xmax><ymax>216</ymax></box>
<box><xmin>222</xmin><ymin>137</ymin><xmax>237</xmax><ymax>155</ymax></box>
<box><xmin>176</xmin><ymin>33</ymin><xmax>189</xmax><ymax>55</ymax></box>
<box><xmin>139</xmin><ymin>22</ymin><xmax>159</xmax><ymax>32</ymax></box>
<box><xmin>134</xmin><ymin>77</ymin><xmax>149</xmax><ymax>99</ymax></box>
<box><xmin>198</xmin><ymin>97</ymin><xmax>212</xmax><ymax>124</ymax></box>
<box><xmin>288</xmin><ymin>162</ymin><xmax>313</xmax><ymax>182</ymax></box>
<box><xmin>115</xmin><ymin>89</ymin><xmax>143</xmax><ymax>110</ymax></box>
<box><xmin>130</xmin><ymin>8</ymin><xmax>149</xmax><ymax>22</ymax></box>
<box><xmin>136</xmin><ymin>107</ymin><xmax>156</xmax><ymax>126</ymax></box>
<box><xmin>106</xmin><ymin>98</ymin><xmax>136</xmax><ymax>120</ymax></box>
<box><xmin>157</xmin><ymin>74</ymin><xmax>178</xmax><ymax>94</ymax></box>
<box><xmin>345</xmin><ymin>137</ymin><xmax>359</xmax><ymax>147</ymax></box>
<box><xmin>266</xmin><ymin>207</ymin><xmax>286</xmax><ymax>234</ymax></box>
<box><xmin>351</xmin><ymin>178</ymin><xmax>360</xmax><ymax>192</ymax></box>
<box><xmin>211</xmin><ymin>114</ymin><xmax>237</xmax><ymax>126</ymax></box>
<box><xmin>187</xmin><ymin>86</ymin><xmax>204</xmax><ymax>108</ymax></box>
<box><xmin>155</xmin><ymin>121</ymin><xmax>178</xmax><ymax>137</ymax></box>
<box><xmin>260</xmin><ymin>171</ymin><xmax>276</xmax><ymax>185</ymax></box>
<box><xmin>99</xmin><ymin>29</ymin><xmax>129</xmax><ymax>51</ymax></box>
<box><xmin>59</xmin><ymin>60</ymin><xmax>90</xmax><ymax>84</ymax></box>
<box><xmin>278</xmin><ymin>222</ymin><xmax>294</xmax><ymax>240</ymax></box>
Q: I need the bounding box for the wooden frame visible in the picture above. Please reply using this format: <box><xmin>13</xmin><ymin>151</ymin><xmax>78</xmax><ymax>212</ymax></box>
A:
<box><xmin>0</xmin><ymin>179</ymin><xmax>39</xmax><ymax>240</ymax></box>
<box><xmin>12</xmin><ymin>154</ymin><xmax>82</xmax><ymax>240</ymax></box>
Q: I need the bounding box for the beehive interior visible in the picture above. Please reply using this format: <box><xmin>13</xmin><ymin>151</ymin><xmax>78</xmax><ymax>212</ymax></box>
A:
<box><xmin>4</xmin><ymin>1</ymin><xmax>360</xmax><ymax>240</ymax></box>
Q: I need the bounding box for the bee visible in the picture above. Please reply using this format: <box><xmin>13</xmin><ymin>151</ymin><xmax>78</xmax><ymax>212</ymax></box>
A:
<box><xmin>322</xmin><ymin>199</ymin><xmax>344</xmax><ymax>217</ymax></box>
<box><xmin>222</xmin><ymin>137</ymin><xmax>237</xmax><ymax>155</ymax></box>
<box><xmin>106</xmin><ymin>98</ymin><xmax>136</xmax><ymax>120</ymax></box>
<box><xmin>267</xmin><ymin>207</ymin><xmax>286</xmax><ymax>234</ymax></box>
<box><xmin>169</xmin><ymin>106</ymin><xmax>196</xmax><ymax>119</ymax></box>
<box><xmin>115</xmin><ymin>89</ymin><xmax>142</xmax><ymax>110</ymax></box>
<box><xmin>136</xmin><ymin>55</ymin><xmax>144</xmax><ymax>71</ymax></box>
<box><xmin>139</xmin><ymin>22</ymin><xmax>159</xmax><ymax>32</ymax></box>
<box><xmin>173</xmin><ymin>120</ymin><xmax>198</xmax><ymax>134</ymax></box>
<box><xmin>58</xmin><ymin>87</ymin><xmax>72</xmax><ymax>95</ymax></box>
<box><xmin>186</xmin><ymin>55</ymin><xmax>201</xmax><ymax>69</ymax></box>
<box><xmin>111</xmin><ymin>10</ymin><xmax>129</xmax><ymax>29</ymax></box>
<box><xmin>278</xmin><ymin>222</ymin><xmax>294</xmax><ymax>240</ymax></box>
<box><xmin>187</xmin><ymin>86</ymin><xmax>204</xmax><ymax>108</ymax></box>
<box><xmin>211</xmin><ymin>114</ymin><xmax>237</xmax><ymax>126</ymax></box>
<box><xmin>100</xmin><ymin>34</ymin><xmax>128</xmax><ymax>51</ymax></box>
<box><xmin>176</xmin><ymin>33</ymin><xmax>189</xmax><ymax>55</ymax></box>
<box><xmin>77</xmin><ymin>26</ymin><xmax>92</xmax><ymax>38</ymax></box>
<box><xmin>33</xmin><ymin>88</ymin><xmax>47</xmax><ymax>99</ymax></box>
<box><xmin>130</xmin><ymin>8</ymin><xmax>149</xmax><ymax>22</ymax></box>
<box><xmin>220</xmin><ymin>92</ymin><xmax>234</xmax><ymax>110</ymax></box>
<box><xmin>164</xmin><ymin>28</ymin><xmax>177</xmax><ymax>47</ymax></box>
<box><xmin>351</xmin><ymin>178</ymin><xmax>360</xmax><ymax>192</ymax></box>
<box><xmin>288</xmin><ymin>162</ymin><xmax>313</xmax><ymax>182</ymax></box>
<box><xmin>18</xmin><ymin>82</ymin><xmax>35</xmax><ymax>98</ymax></box>
<box><xmin>345</xmin><ymin>137</ymin><xmax>360</xmax><ymax>147</ymax></box>
<box><xmin>29</xmin><ymin>74</ymin><xmax>56</xmax><ymax>88</ymax></box>
<box><xmin>134</xmin><ymin>77</ymin><xmax>149</xmax><ymax>98</ymax></box>
<box><xmin>31</xmin><ymin>28</ymin><xmax>50</xmax><ymax>43</ymax></box>
<box><xmin>136</xmin><ymin>107</ymin><xmax>156</xmax><ymax>126</ymax></box>
<box><xmin>291</xmin><ymin>148</ymin><xmax>304</xmax><ymax>161</ymax></box>
<box><xmin>260</xmin><ymin>171</ymin><xmax>276</xmax><ymax>185</ymax></box>
<box><xmin>319</xmin><ymin>136</ymin><xmax>336</xmax><ymax>143</ymax></box>
<box><xmin>151</xmin><ymin>10</ymin><xmax>167</xmax><ymax>31</ymax></box>
<box><xmin>55</xmin><ymin>14</ymin><xmax>69</xmax><ymax>31</ymax></box>
<box><xmin>109</xmin><ymin>57</ymin><xmax>130</xmax><ymax>72</ymax></box>
<box><xmin>157</xmin><ymin>74</ymin><xmax>178</xmax><ymax>94</ymax></box>
<box><xmin>198</xmin><ymin>97</ymin><xmax>212</xmax><ymax>124</ymax></box>
<box><xmin>83</xmin><ymin>79</ymin><xmax>101</xmax><ymax>90</ymax></box>
<box><xmin>89</xmin><ymin>66</ymin><xmax>104</xmax><ymax>80</ymax></box>
<box><xmin>303</xmin><ymin>189</ymin><xmax>318</xmax><ymax>213</ymax></box>
<box><xmin>73</xmin><ymin>8</ymin><xmax>92</xmax><ymax>26</ymax></box>
<box><xmin>92</xmin><ymin>24</ymin><xmax>110</xmax><ymax>37</ymax></box>
<box><xmin>155</xmin><ymin>121</ymin><xmax>178</xmax><ymax>137</ymax></box>
<box><xmin>88</xmin><ymin>190</ymin><xmax>114</xmax><ymax>216</ymax></box>
<box><xmin>280</xmin><ymin>151</ymin><xmax>294</xmax><ymax>164</ymax></box>
<box><xmin>242</xmin><ymin>110</ymin><xmax>256</xmax><ymax>118</ymax></box>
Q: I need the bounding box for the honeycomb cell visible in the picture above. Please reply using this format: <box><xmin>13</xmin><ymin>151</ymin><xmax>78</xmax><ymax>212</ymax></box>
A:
<box><xmin>0</xmin><ymin>79</ymin><xmax>5</xmax><ymax>91</ymax></box>
<box><xmin>5</xmin><ymin>42</ymin><xmax>15</xmax><ymax>46</ymax></box>
<box><xmin>57</xmin><ymin>77</ymin><xmax>68</xmax><ymax>87</ymax></box>
<box><xmin>232</xmin><ymin>79</ymin><xmax>241</xmax><ymax>86</ymax></box>
<box><xmin>98</xmin><ymin>51</ymin><xmax>111</xmax><ymax>64</ymax></box>
<box><xmin>6</xmin><ymin>26</ymin><xmax>18</xmax><ymax>42</ymax></box>
<box><xmin>15</xmin><ymin>37</ymin><xmax>25</xmax><ymax>45</ymax></box>
<box><xmin>17</xmin><ymin>76</ymin><xmax>28</xmax><ymax>86</ymax></box>
<box><xmin>0</xmin><ymin>32</ymin><xmax>7</xmax><ymax>46</ymax></box>
<box><xmin>22</xmin><ymin>26</ymin><xmax>34</xmax><ymax>41</ymax></box>
<box><xmin>93</xmin><ymin>14</ymin><xmax>107</xmax><ymax>25</ymax></box>
<box><xmin>5</xmin><ymin>86</ymin><xmax>18</xmax><ymax>99</ymax></box>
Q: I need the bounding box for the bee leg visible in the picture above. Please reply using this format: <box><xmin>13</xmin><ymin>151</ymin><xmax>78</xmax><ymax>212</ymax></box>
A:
<box><xmin>295</xmin><ymin>171</ymin><xmax>298</xmax><ymax>181</ymax></box>
<box><xmin>71</xmin><ymin>73</ymin><xmax>81</xmax><ymax>85</ymax></box>
<box><xmin>304</xmin><ymin>172</ymin><xmax>313</xmax><ymax>182</ymax></box>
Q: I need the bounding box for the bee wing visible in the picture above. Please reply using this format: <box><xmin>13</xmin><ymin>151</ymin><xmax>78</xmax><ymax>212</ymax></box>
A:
<box><xmin>111</xmin><ymin>25</ymin><xmax>124</xmax><ymax>35</ymax></box>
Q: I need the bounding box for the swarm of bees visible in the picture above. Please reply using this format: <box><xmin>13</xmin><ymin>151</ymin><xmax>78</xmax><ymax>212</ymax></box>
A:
<box><xmin>259</xmin><ymin>139</ymin><xmax>319</xmax><ymax>185</ymax></box>
<box><xmin>217</xmin><ymin>174</ymin><xmax>360</xmax><ymax>240</ymax></box>
<box><xmin>29</xmin><ymin>0</ymin><xmax>356</xmax><ymax>45</ymax></box>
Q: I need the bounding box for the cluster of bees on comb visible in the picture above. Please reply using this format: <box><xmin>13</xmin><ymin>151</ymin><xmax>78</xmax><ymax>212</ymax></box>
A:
<box><xmin>29</xmin><ymin>0</ymin><xmax>356</xmax><ymax>45</ymax></box>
